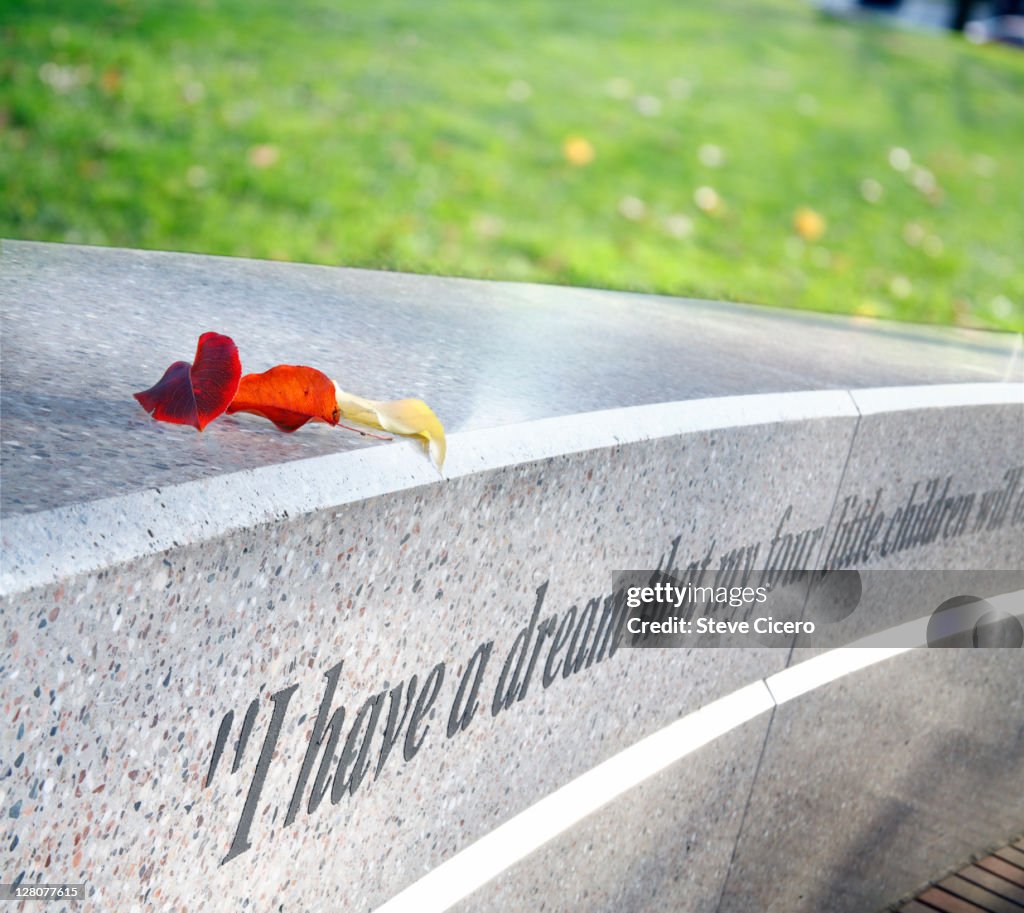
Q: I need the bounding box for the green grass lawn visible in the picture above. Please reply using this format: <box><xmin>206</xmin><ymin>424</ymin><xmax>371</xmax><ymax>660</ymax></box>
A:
<box><xmin>2</xmin><ymin>0</ymin><xmax>1023</xmax><ymax>329</ymax></box>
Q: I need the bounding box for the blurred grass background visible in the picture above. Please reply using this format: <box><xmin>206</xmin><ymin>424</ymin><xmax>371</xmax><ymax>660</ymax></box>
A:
<box><xmin>2</xmin><ymin>0</ymin><xmax>1023</xmax><ymax>329</ymax></box>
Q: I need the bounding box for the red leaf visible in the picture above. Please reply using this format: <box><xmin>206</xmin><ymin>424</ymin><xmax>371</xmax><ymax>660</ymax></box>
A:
<box><xmin>226</xmin><ymin>365</ymin><xmax>341</xmax><ymax>432</ymax></box>
<box><xmin>134</xmin><ymin>332</ymin><xmax>241</xmax><ymax>431</ymax></box>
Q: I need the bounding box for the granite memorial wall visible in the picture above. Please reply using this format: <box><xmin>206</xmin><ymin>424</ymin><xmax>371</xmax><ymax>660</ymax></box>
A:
<box><xmin>2</xmin><ymin>241</ymin><xmax>1022</xmax><ymax>912</ymax></box>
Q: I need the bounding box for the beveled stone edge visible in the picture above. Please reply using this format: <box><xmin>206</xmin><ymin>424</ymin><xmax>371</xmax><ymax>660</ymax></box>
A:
<box><xmin>851</xmin><ymin>382</ymin><xmax>1023</xmax><ymax>414</ymax></box>
<box><xmin>0</xmin><ymin>384</ymin><xmax>1017</xmax><ymax>598</ymax></box>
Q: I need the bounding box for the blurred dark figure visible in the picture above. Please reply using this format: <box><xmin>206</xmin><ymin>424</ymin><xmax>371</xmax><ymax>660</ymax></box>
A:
<box><xmin>951</xmin><ymin>0</ymin><xmax>975</xmax><ymax>29</ymax></box>
<box><xmin>952</xmin><ymin>0</ymin><xmax>1024</xmax><ymax>41</ymax></box>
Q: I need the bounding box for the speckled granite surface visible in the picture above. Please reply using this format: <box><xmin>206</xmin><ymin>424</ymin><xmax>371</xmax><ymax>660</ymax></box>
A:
<box><xmin>790</xmin><ymin>395</ymin><xmax>1024</xmax><ymax>652</ymax></box>
<box><xmin>1</xmin><ymin>242</ymin><xmax>1023</xmax><ymax>913</ymax></box>
<box><xmin>718</xmin><ymin>650</ymin><xmax>1024</xmax><ymax>913</ymax></box>
<box><xmin>1</xmin><ymin>420</ymin><xmax>852</xmax><ymax>911</ymax></box>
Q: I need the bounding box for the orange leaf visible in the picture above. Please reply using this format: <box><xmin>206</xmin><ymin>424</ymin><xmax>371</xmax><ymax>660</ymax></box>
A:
<box><xmin>227</xmin><ymin>365</ymin><xmax>340</xmax><ymax>432</ymax></box>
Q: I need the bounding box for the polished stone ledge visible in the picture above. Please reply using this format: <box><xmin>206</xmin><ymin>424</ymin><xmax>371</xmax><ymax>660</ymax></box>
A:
<box><xmin>2</xmin><ymin>239</ymin><xmax>1021</xmax><ymax>518</ymax></box>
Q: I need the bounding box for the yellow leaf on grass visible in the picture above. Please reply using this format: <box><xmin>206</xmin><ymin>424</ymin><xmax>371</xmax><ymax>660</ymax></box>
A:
<box><xmin>793</xmin><ymin>207</ymin><xmax>826</xmax><ymax>241</ymax></box>
<box><xmin>334</xmin><ymin>385</ymin><xmax>446</xmax><ymax>471</ymax></box>
<box><xmin>563</xmin><ymin>136</ymin><xmax>595</xmax><ymax>167</ymax></box>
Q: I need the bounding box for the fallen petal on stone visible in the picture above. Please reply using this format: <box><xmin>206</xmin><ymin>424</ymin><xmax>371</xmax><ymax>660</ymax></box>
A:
<box><xmin>227</xmin><ymin>364</ymin><xmax>340</xmax><ymax>432</ymax></box>
<box><xmin>134</xmin><ymin>332</ymin><xmax>241</xmax><ymax>431</ymax></box>
<box><xmin>335</xmin><ymin>386</ymin><xmax>446</xmax><ymax>471</ymax></box>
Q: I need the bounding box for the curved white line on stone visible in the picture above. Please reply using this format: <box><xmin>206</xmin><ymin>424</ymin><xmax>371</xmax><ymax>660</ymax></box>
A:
<box><xmin>371</xmin><ymin>681</ymin><xmax>778</xmax><ymax>913</ymax></box>
<box><xmin>2</xmin><ymin>383</ymin><xmax>1019</xmax><ymax>597</ymax></box>
<box><xmin>371</xmin><ymin>648</ymin><xmax>909</xmax><ymax>913</ymax></box>
<box><xmin>762</xmin><ymin>648</ymin><xmax>909</xmax><ymax>705</ymax></box>
<box><xmin>372</xmin><ymin>592</ymin><xmax>1024</xmax><ymax>913</ymax></box>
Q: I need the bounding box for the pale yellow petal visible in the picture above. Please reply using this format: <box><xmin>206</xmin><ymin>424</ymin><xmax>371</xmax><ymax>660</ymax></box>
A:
<box><xmin>334</xmin><ymin>384</ymin><xmax>446</xmax><ymax>471</ymax></box>
<box><xmin>333</xmin><ymin>389</ymin><xmax>384</xmax><ymax>428</ymax></box>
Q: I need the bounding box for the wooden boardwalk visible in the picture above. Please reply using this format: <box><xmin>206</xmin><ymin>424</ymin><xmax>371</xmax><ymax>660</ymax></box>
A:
<box><xmin>897</xmin><ymin>839</ymin><xmax>1024</xmax><ymax>913</ymax></box>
